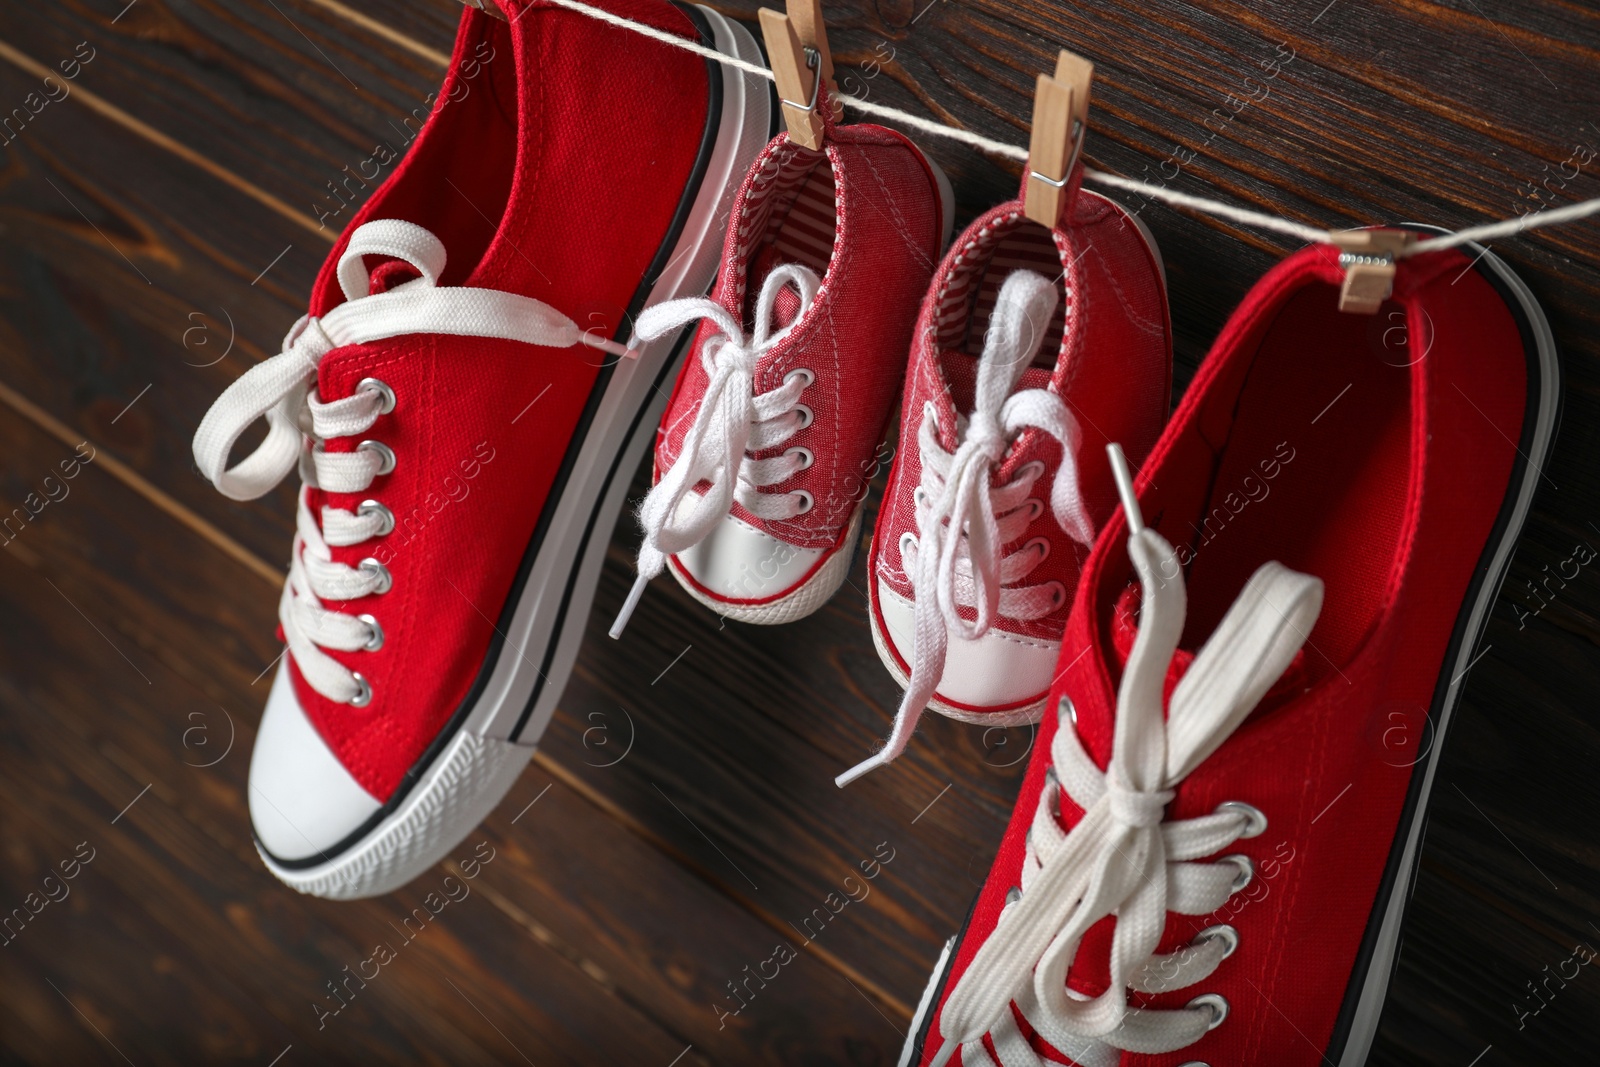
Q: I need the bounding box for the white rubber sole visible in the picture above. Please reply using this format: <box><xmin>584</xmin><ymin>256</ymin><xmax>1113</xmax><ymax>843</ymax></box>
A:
<box><xmin>868</xmin><ymin>606</ymin><xmax>1050</xmax><ymax>727</ymax></box>
<box><xmin>669</xmin><ymin>505</ymin><xmax>864</xmax><ymax>626</ymax></box>
<box><xmin>899</xmin><ymin>936</ymin><xmax>954</xmax><ymax>1067</ymax></box>
<box><xmin>1333</xmin><ymin>234</ymin><xmax>1561</xmax><ymax>1065</ymax></box>
<box><xmin>259</xmin><ymin>6</ymin><xmax>771</xmax><ymax>899</ymax></box>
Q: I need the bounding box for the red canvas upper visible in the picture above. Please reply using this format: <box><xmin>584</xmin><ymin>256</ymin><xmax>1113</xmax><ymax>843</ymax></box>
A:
<box><xmin>915</xmin><ymin>238</ymin><xmax>1530</xmax><ymax>1064</ymax></box>
<box><xmin>652</xmin><ymin>118</ymin><xmax>947</xmax><ymax>599</ymax></box>
<box><xmin>286</xmin><ymin>0</ymin><xmax>711</xmax><ymax>801</ymax></box>
<box><xmin>868</xmin><ymin>187</ymin><xmax>1170</xmax><ymax>713</ymax></box>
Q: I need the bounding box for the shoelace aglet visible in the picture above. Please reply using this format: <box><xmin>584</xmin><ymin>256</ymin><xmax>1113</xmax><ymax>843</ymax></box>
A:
<box><xmin>838</xmin><ymin>682</ymin><xmax>932</xmax><ymax>786</ymax></box>
<box><xmin>1106</xmin><ymin>442</ymin><xmax>1144</xmax><ymax>534</ymax></box>
<box><xmin>609</xmin><ymin>574</ymin><xmax>651</xmax><ymax>639</ymax></box>
<box><xmin>834</xmin><ymin>751</ymin><xmax>889</xmax><ymax>789</ymax></box>
<box><xmin>927</xmin><ymin>1042</ymin><xmax>957</xmax><ymax>1067</ymax></box>
<box><xmin>580</xmin><ymin>333</ymin><xmax>639</xmax><ymax>360</ymax></box>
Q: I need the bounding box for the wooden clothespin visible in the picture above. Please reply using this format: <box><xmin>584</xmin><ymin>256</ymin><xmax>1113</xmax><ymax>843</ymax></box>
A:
<box><xmin>1024</xmin><ymin>50</ymin><xmax>1094</xmax><ymax>229</ymax></box>
<box><xmin>759</xmin><ymin>0</ymin><xmax>842</xmax><ymax>151</ymax></box>
<box><xmin>1330</xmin><ymin>229</ymin><xmax>1417</xmax><ymax>314</ymax></box>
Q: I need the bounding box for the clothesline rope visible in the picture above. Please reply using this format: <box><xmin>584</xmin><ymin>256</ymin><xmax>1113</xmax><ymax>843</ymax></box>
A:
<box><xmin>529</xmin><ymin>0</ymin><xmax>1600</xmax><ymax>255</ymax></box>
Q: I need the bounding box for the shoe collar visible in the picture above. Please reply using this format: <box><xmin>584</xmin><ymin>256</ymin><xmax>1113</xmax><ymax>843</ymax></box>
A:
<box><xmin>912</xmin><ymin>200</ymin><xmax>1098</xmax><ymax>478</ymax></box>
<box><xmin>1056</xmin><ymin>237</ymin><xmax>1464</xmax><ymax>773</ymax></box>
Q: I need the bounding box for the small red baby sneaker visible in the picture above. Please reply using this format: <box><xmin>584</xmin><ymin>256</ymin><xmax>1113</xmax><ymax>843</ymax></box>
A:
<box><xmin>841</xmin><ymin>182</ymin><xmax>1171</xmax><ymax>786</ymax></box>
<box><xmin>608</xmin><ymin>110</ymin><xmax>953</xmax><ymax>634</ymax></box>
<box><xmin>191</xmin><ymin>0</ymin><xmax>770</xmax><ymax>898</ymax></box>
<box><xmin>903</xmin><ymin>231</ymin><xmax>1559</xmax><ymax>1066</ymax></box>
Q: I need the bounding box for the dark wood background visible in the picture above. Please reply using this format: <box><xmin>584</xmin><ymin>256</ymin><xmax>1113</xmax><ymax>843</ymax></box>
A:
<box><xmin>0</xmin><ymin>0</ymin><xmax>1596</xmax><ymax>1063</ymax></box>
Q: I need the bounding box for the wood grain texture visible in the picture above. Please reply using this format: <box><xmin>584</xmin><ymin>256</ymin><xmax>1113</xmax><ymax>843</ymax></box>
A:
<box><xmin>0</xmin><ymin>54</ymin><xmax>325</xmax><ymax>564</ymax></box>
<box><xmin>0</xmin><ymin>361</ymin><xmax>900</xmax><ymax>1063</ymax></box>
<box><xmin>0</xmin><ymin>0</ymin><xmax>1597</xmax><ymax>1063</ymax></box>
<box><xmin>9</xmin><ymin>0</ymin><xmax>443</xmax><ymax>222</ymax></box>
<box><xmin>0</xmin><ymin>408</ymin><xmax>691</xmax><ymax>1065</ymax></box>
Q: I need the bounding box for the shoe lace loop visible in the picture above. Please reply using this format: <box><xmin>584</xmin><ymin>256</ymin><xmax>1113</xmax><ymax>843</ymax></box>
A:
<box><xmin>610</xmin><ymin>263</ymin><xmax>821</xmax><ymax>636</ymax></box>
<box><xmin>837</xmin><ymin>270</ymin><xmax>1094</xmax><ymax>786</ymax></box>
<box><xmin>929</xmin><ymin>452</ymin><xmax>1324</xmax><ymax>1066</ymax></box>
<box><xmin>192</xmin><ymin>219</ymin><xmax>627</xmax><ymax>705</ymax></box>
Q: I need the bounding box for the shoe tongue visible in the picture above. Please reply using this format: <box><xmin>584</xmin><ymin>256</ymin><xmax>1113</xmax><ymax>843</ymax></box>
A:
<box><xmin>933</xmin><ymin>269</ymin><xmax>1060</xmax><ymax>448</ymax></box>
<box><xmin>312</xmin><ymin>259</ymin><xmax>418</xmax><ymax>446</ymax></box>
<box><xmin>1108</xmin><ymin>581</ymin><xmax>1308</xmax><ymax>701</ymax></box>
<box><xmin>770</xmin><ymin>284</ymin><xmax>802</xmax><ymax>331</ymax></box>
<box><xmin>1109</xmin><ymin>583</ymin><xmax>1195</xmax><ymax>709</ymax></box>
<box><xmin>941</xmin><ymin>352</ymin><xmax>1054</xmax><ymax>417</ymax></box>
<box><xmin>367</xmin><ymin>257</ymin><xmax>421</xmax><ymax>295</ymax></box>
<box><xmin>750</xmin><ymin>249</ymin><xmax>805</xmax><ymax>332</ymax></box>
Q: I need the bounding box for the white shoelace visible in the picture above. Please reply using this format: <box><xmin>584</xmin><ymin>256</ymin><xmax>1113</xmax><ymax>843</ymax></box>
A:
<box><xmin>837</xmin><ymin>271</ymin><xmax>1095</xmax><ymax>787</ymax></box>
<box><xmin>928</xmin><ymin>446</ymin><xmax>1325</xmax><ymax>1067</ymax></box>
<box><xmin>610</xmin><ymin>263</ymin><xmax>821</xmax><ymax>637</ymax></box>
<box><xmin>192</xmin><ymin>218</ymin><xmax>629</xmax><ymax>706</ymax></box>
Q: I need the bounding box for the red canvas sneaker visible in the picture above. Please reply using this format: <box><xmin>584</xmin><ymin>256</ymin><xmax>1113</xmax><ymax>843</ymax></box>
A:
<box><xmin>842</xmin><ymin>188</ymin><xmax>1171</xmax><ymax>786</ymax></box>
<box><xmin>902</xmin><ymin>230</ymin><xmax>1559</xmax><ymax>1066</ymax></box>
<box><xmin>607</xmin><ymin>111</ymin><xmax>953</xmax><ymax>634</ymax></box>
<box><xmin>190</xmin><ymin>0</ymin><xmax>770</xmax><ymax>898</ymax></box>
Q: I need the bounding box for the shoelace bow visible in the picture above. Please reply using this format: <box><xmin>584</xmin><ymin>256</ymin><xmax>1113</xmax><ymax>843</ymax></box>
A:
<box><xmin>192</xmin><ymin>219</ymin><xmax>629</xmax><ymax>705</ymax></box>
<box><xmin>929</xmin><ymin>449</ymin><xmax>1324</xmax><ymax>1067</ymax></box>
<box><xmin>837</xmin><ymin>270</ymin><xmax>1095</xmax><ymax>787</ymax></box>
<box><xmin>610</xmin><ymin>263</ymin><xmax>821</xmax><ymax>637</ymax></box>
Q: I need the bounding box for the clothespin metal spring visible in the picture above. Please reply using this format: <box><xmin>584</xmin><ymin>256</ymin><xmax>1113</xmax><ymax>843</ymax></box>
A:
<box><xmin>780</xmin><ymin>47</ymin><xmax>823</xmax><ymax>114</ymax></box>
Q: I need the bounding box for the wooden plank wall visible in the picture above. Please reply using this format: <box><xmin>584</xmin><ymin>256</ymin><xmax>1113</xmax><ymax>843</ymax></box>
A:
<box><xmin>0</xmin><ymin>0</ymin><xmax>1596</xmax><ymax>1063</ymax></box>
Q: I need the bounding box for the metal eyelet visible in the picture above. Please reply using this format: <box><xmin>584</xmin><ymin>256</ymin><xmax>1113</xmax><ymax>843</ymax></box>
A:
<box><xmin>358</xmin><ymin>439</ymin><xmax>396</xmax><ymax>476</ymax></box>
<box><xmin>785</xmin><ymin>446</ymin><xmax>814</xmax><ymax>472</ymax></box>
<box><xmin>1022</xmin><ymin>498</ymin><xmax>1045</xmax><ymax>522</ymax></box>
<box><xmin>1217</xmin><ymin>800</ymin><xmax>1268</xmax><ymax>839</ymax></box>
<box><xmin>348</xmin><ymin>672</ymin><xmax>373</xmax><ymax>707</ymax></box>
<box><xmin>1186</xmin><ymin>993</ymin><xmax>1229</xmax><ymax>1030</ymax></box>
<box><xmin>357</xmin><ymin>613</ymin><xmax>384</xmax><ymax>652</ymax></box>
<box><xmin>792</xmin><ymin>403</ymin><xmax>814</xmax><ymax>431</ymax></box>
<box><xmin>1023</xmin><ymin>536</ymin><xmax>1051</xmax><ymax>563</ymax></box>
<box><xmin>1221</xmin><ymin>853</ymin><xmax>1255</xmax><ymax>893</ymax></box>
<box><xmin>913</xmin><ymin>485</ymin><xmax>930</xmax><ymax>508</ymax></box>
<box><xmin>1195</xmin><ymin>923</ymin><xmax>1239</xmax><ymax>959</ymax></box>
<box><xmin>1013</xmin><ymin>460</ymin><xmax>1046</xmax><ymax>486</ymax></box>
<box><xmin>1057</xmin><ymin>693</ymin><xmax>1078</xmax><ymax>727</ymax></box>
<box><xmin>359</xmin><ymin>558</ymin><xmax>392</xmax><ymax>595</ymax></box>
<box><xmin>1043</xmin><ymin>766</ymin><xmax>1061</xmax><ymax>817</ymax></box>
<box><xmin>358</xmin><ymin>499</ymin><xmax>395</xmax><ymax>537</ymax></box>
<box><xmin>1005</xmin><ymin>885</ymin><xmax>1022</xmax><ymax>906</ymax></box>
<box><xmin>1045</xmin><ymin>581</ymin><xmax>1067</xmax><ymax>610</ymax></box>
<box><xmin>358</xmin><ymin>376</ymin><xmax>396</xmax><ymax>414</ymax></box>
<box><xmin>900</xmin><ymin>532</ymin><xmax>918</xmax><ymax>558</ymax></box>
<box><xmin>792</xmin><ymin>489</ymin><xmax>815</xmax><ymax>514</ymax></box>
<box><xmin>784</xmin><ymin>367</ymin><xmax>815</xmax><ymax>390</ymax></box>
<box><xmin>1177</xmin><ymin>1062</ymin><xmax>1212</xmax><ymax>1067</ymax></box>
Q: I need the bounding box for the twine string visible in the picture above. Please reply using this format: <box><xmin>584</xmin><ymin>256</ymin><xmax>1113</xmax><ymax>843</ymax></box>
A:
<box><xmin>521</xmin><ymin>0</ymin><xmax>1600</xmax><ymax>256</ymax></box>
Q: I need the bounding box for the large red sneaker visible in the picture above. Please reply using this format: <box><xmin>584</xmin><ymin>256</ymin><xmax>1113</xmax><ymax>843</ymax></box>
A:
<box><xmin>842</xmin><ymin>186</ymin><xmax>1171</xmax><ymax>786</ymax></box>
<box><xmin>190</xmin><ymin>0</ymin><xmax>770</xmax><ymax>898</ymax></box>
<box><xmin>608</xmin><ymin>111</ymin><xmax>953</xmax><ymax>634</ymax></box>
<box><xmin>901</xmin><ymin>231</ymin><xmax>1559</xmax><ymax>1065</ymax></box>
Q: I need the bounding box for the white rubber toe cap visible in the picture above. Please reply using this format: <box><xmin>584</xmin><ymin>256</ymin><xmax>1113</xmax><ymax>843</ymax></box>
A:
<box><xmin>249</xmin><ymin>660</ymin><xmax>381</xmax><ymax>862</ymax></box>
<box><xmin>675</xmin><ymin>503</ymin><xmax>823</xmax><ymax>601</ymax></box>
<box><xmin>876</xmin><ymin>579</ymin><xmax>1061</xmax><ymax>711</ymax></box>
